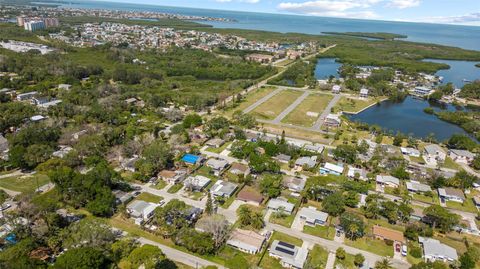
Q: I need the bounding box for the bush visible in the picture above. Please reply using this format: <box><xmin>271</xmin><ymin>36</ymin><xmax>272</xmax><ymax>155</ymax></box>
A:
<box><xmin>410</xmin><ymin>246</ymin><xmax>422</xmax><ymax>258</ymax></box>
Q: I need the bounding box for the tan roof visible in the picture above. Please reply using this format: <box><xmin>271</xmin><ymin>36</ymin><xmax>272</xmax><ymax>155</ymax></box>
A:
<box><xmin>373</xmin><ymin>225</ymin><xmax>405</xmax><ymax>243</ymax></box>
<box><xmin>229</xmin><ymin>228</ymin><xmax>265</xmax><ymax>249</ymax></box>
<box><xmin>230</xmin><ymin>163</ymin><xmax>248</xmax><ymax>173</ymax></box>
<box><xmin>158</xmin><ymin>170</ymin><xmax>176</xmax><ymax>179</ymax></box>
<box><xmin>236</xmin><ymin>186</ymin><xmax>264</xmax><ymax>204</ymax></box>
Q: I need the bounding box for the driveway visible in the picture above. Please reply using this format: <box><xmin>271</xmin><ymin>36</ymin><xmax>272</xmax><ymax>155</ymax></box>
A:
<box><xmin>291</xmin><ymin>214</ymin><xmax>305</xmax><ymax>231</ymax></box>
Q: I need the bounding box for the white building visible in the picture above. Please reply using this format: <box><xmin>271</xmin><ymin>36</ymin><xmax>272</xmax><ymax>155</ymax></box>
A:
<box><xmin>297</xmin><ymin>207</ymin><xmax>329</xmax><ymax>226</ymax></box>
<box><xmin>376</xmin><ymin>175</ymin><xmax>400</xmax><ymax>188</ymax></box>
<box><xmin>324</xmin><ymin>114</ymin><xmax>342</xmax><ymax>127</ymax></box>
<box><xmin>419</xmin><ymin>237</ymin><xmax>458</xmax><ymax>262</ymax></box>
<box><xmin>406</xmin><ymin>181</ymin><xmax>432</xmax><ymax>193</ymax></box>
<box><xmin>449</xmin><ymin>149</ymin><xmax>475</xmax><ymax>164</ymax></box>
<box><xmin>269</xmin><ymin>240</ymin><xmax>309</xmax><ymax>269</ymax></box>
<box><xmin>126</xmin><ymin>200</ymin><xmax>160</xmax><ymax>223</ymax></box>
<box><xmin>359</xmin><ymin>88</ymin><xmax>369</xmax><ymax>98</ymax></box>
<box><xmin>184</xmin><ymin>175</ymin><xmax>211</xmax><ymax>191</ymax></box>
<box><xmin>347</xmin><ymin>166</ymin><xmax>368</xmax><ymax>181</ymax></box>
<box><xmin>438</xmin><ymin>188</ymin><xmax>465</xmax><ymax>203</ymax></box>
<box><xmin>423</xmin><ymin>144</ymin><xmax>447</xmax><ymax>165</ymax></box>
<box><xmin>267</xmin><ymin>198</ymin><xmax>295</xmax><ymax>215</ymax></box>
<box><xmin>210</xmin><ymin>180</ymin><xmax>238</xmax><ymax>198</ymax></box>
<box><xmin>226</xmin><ymin>229</ymin><xmax>266</xmax><ymax>254</ymax></box>
<box><xmin>319</xmin><ymin>162</ymin><xmax>344</xmax><ymax>176</ymax></box>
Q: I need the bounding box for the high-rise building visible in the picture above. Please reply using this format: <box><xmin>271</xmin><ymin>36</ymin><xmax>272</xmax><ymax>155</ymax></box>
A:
<box><xmin>16</xmin><ymin>16</ymin><xmax>25</xmax><ymax>27</ymax></box>
<box><xmin>43</xmin><ymin>17</ymin><xmax>59</xmax><ymax>28</ymax></box>
<box><xmin>24</xmin><ymin>20</ymin><xmax>45</xmax><ymax>32</ymax></box>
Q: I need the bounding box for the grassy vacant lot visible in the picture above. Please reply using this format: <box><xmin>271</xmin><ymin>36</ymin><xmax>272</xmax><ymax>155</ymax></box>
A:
<box><xmin>167</xmin><ymin>183</ymin><xmax>183</xmax><ymax>194</ymax></box>
<box><xmin>446</xmin><ymin>199</ymin><xmax>478</xmax><ymax>213</ymax></box>
<box><xmin>303</xmin><ymin>224</ymin><xmax>336</xmax><ymax>240</ymax></box>
<box><xmin>261</xmin><ymin>122</ymin><xmax>333</xmax><ymax>144</ymax></box>
<box><xmin>333</xmin><ymin>97</ymin><xmax>381</xmax><ymax>114</ymax></box>
<box><xmin>305</xmin><ymin>245</ymin><xmax>329</xmax><ymax>269</ymax></box>
<box><xmin>334</xmin><ymin>252</ymin><xmax>356</xmax><ymax>269</ymax></box>
<box><xmin>282</xmin><ymin>93</ymin><xmax>333</xmax><ymax>127</ymax></box>
<box><xmin>250</xmin><ymin>90</ymin><xmax>303</xmax><ymax>120</ymax></box>
<box><xmin>0</xmin><ymin>174</ymin><xmax>50</xmax><ymax>193</ymax></box>
<box><xmin>225</xmin><ymin>86</ymin><xmax>277</xmax><ymax>117</ymax></box>
<box><xmin>135</xmin><ymin>192</ymin><xmax>164</xmax><ymax>204</ymax></box>
<box><xmin>206</xmin><ymin>141</ymin><xmax>231</xmax><ymax>154</ymax></box>
<box><xmin>345</xmin><ymin>237</ymin><xmax>393</xmax><ymax>258</ymax></box>
<box><xmin>269</xmin><ymin>213</ymin><xmax>295</xmax><ymax>228</ymax></box>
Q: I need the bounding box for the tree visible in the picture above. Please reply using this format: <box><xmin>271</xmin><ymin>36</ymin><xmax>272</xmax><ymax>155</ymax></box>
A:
<box><xmin>61</xmin><ymin>219</ymin><xmax>116</xmax><ymax>251</ymax></box>
<box><xmin>409</xmin><ymin>261</ymin><xmax>448</xmax><ymax>269</ymax></box>
<box><xmin>447</xmin><ymin>134</ymin><xmax>477</xmax><ymax>151</ymax></box>
<box><xmin>183</xmin><ymin>113</ymin><xmax>203</xmax><ymax>129</ymax></box>
<box><xmin>322</xmin><ymin>193</ymin><xmax>345</xmax><ymax>216</ymax></box>
<box><xmin>53</xmin><ymin>247</ymin><xmax>111</xmax><ymax>269</ymax></box>
<box><xmin>343</xmin><ymin>191</ymin><xmax>359</xmax><ymax>208</ymax></box>
<box><xmin>111</xmin><ymin>238</ymin><xmax>138</xmax><ymax>262</ymax></box>
<box><xmin>374</xmin><ymin>258</ymin><xmax>393</xmax><ymax>269</ymax></box>
<box><xmin>339</xmin><ymin>212</ymin><xmax>365</xmax><ymax>240</ymax></box>
<box><xmin>196</xmin><ymin>214</ymin><xmax>231</xmax><ymax>250</ymax></box>
<box><xmin>138</xmin><ymin>139</ymin><xmax>173</xmax><ymax>177</ymax></box>
<box><xmin>205</xmin><ymin>192</ymin><xmax>214</xmax><ymax>216</ymax></box>
<box><xmin>259</xmin><ymin>174</ymin><xmax>283</xmax><ymax>199</ymax></box>
<box><xmin>123</xmin><ymin>245</ymin><xmax>166</xmax><ymax>269</ymax></box>
<box><xmin>459</xmin><ymin>252</ymin><xmax>476</xmax><ymax>269</ymax></box>
<box><xmin>423</xmin><ymin>205</ymin><xmax>460</xmax><ymax>232</ymax></box>
<box><xmin>336</xmin><ymin>247</ymin><xmax>346</xmax><ymax>260</ymax></box>
<box><xmin>354</xmin><ymin>253</ymin><xmax>365</xmax><ymax>266</ymax></box>
<box><xmin>332</xmin><ymin>145</ymin><xmax>357</xmax><ymax>164</ymax></box>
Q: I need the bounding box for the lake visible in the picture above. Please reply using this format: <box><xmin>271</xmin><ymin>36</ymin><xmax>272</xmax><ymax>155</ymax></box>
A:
<box><xmin>423</xmin><ymin>59</ymin><xmax>480</xmax><ymax>88</ymax></box>
<box><xmin>314</xmin><ymin>58</ymin><xmax>341</xmax><ymax>80</ymax></box>
<box><xmin>349</xmin><ymin>96</ymin><xmax>473</xmax><ymax>141</ymax></box>
<box><xmin>56</xmin><ymin>0</ymin><xmax>480</xmax><ymax>51</ymax></box>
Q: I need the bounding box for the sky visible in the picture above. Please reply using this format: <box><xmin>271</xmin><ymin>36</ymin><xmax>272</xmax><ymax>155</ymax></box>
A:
<box><xmin>103</xmin><ymin>0</ymin><xmax>480</xmax><ymax>25</ymax></box>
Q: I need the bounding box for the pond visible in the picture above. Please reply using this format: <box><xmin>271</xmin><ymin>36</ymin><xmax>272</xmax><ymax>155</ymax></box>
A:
<box><xmin>314</xmin><ymin>58</ymin><xmax>341</xmax><ymax>80</ymax></box>
<box><xmin>423</xmin><ymin>59</ymin><xmax>480</xmax><ymax>88</ymax></box>
<box><xmin>349</xmin><ymin>96</ymin><xmax>474</xmax><ymax>141</ymax></box>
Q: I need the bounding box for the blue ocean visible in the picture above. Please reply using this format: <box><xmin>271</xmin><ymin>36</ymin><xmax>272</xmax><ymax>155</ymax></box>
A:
<box><xmin>53</xmin><ymin>0</ymin><xmax>480</xmax><ymax>51</ymax></box>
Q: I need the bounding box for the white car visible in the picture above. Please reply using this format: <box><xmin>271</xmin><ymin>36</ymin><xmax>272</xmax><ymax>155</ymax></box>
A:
<box><xmin>401</xmin><ymin>245</ymin><xmax>408</xmax><ymax>256</ymax></box>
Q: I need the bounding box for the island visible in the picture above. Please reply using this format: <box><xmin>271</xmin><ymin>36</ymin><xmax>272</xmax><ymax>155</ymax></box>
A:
<box><xmin>322</xmin><ymin>31</ymin><xmax>408</xmax><ymax>40</ymax></box>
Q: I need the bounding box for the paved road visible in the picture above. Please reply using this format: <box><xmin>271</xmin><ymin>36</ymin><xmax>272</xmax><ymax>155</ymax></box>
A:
<box><xmin>271</xmin><ymin>91</ymin><xmax>310</xmax><ymax>124</ymax></box>
<box><xmin>243</xmin><ymin>87</ymin><xmax>284</xmax><ymax>114</ymax></box>
<box><xmin>136</xmin><ymin>237</ymin><xmax>226</xmax><ymax>269</ymax></box>
<box><xmin>312</xmin><ymin>94</ymin><xmax>342</xmax><ymax>130</ymax></box>
<box><xmin>325</xmin><ymin>252</ymin><xmax>336</xmax><ymax>269</ymax></box>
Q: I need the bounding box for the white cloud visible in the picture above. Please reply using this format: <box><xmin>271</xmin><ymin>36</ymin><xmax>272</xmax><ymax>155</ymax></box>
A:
<box><xmin>387</xmin><ymin>0</ymin><xmax>420</xmax><ymax>9</ymax></box>
<box><xmin>426</xmin><ymin>13</ymin><xmax>480</xmax><ymax>25</ymax></box>
<box><xmin>277</xmin><ymin>0</ymin><xmax>381</xmax><ymax>18</ymax></box>
<box><xmin>215</xmin><ymin>0</ymin><xmax>260</xmax><ymax>3</ymax></box>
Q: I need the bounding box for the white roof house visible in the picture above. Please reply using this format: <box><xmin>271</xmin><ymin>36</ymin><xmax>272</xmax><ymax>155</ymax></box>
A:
<box><xmin>401</xmin><ymin>147</ymin><xmax>421</xmax><ymax>157</ymax></box>
<box><xmin>406</xmin><ymin>181</ymin><xmax>432</xmax><ymax>193</ymax></box>
<box><xmin>206</xmin><ymin>158</ymin><xmax>229</xmax><ymax>170</ymax></box>
<box><xmin>319</xmin><ymin>162</ymin><xmax>344</xmax><ymax>175</ymax></box>
<box><xmin>332</xmin><ymin>85</ymin><xmax>341</xmax><ymax>93</ymax></box>
<box><xmin>360</xmin><ymin>88</ymin><xmax>369</xmax><ymax>98</ymax></box>
<box><xmin>126</xmin><ymin>200</ymin><xmax>159</xmax><ymax>221</ymax></box>
<box><xmin>184</xmin><ymin>175</ymin><xmax>211</xmax><ymax>191</ymax></box>
<box><xmin>298</xmin><ymin>207</ymin><xmax>329</xmax><ymax>226</ymax></box>
<box><xmin>210</xmin><ymin>180</ymin><xmax>238</xmax><ymax>198</ymax></box>
<box><xmin>269</xmin><ymin>240</ymin><xmax>309</xmax><ymax>269</ymax></box>
<box><xmin>376</xmin><ymin>175</ymin><xmax>400</xmax><ymax>187</ymax></box>
<box><xmin>347</xmin><ymin>166</ymin><xmax>368</xmax><ymax>181</ymax></box>
<box><xmin>303</xmin><ymin>144</ymin><xmax>324</xmax><ymax>154</ymax></box>
<box><xmin>419</xmin><ymin>237</ymin><xmax>458</xmax><ymax>262</ymax></box>
<box><xmin>283</xmin><ymin>176</ymin><xmax>306</xmax><ymax>193</ymax></box>
<box><xmin>295</xmin><ymin>156</ymin><xmax>317</xmax><ymax>168</ymax></box>
<box><xmin>438</xmin><ymin>188</ymin><xmax>465</xmax><ymax>203</ymax></box>
<box><xmin>267</xmin><ymin>198</ymin><xmax>295</xmax><ymax>215</ymax></box>
<box><xmin>449</xmin><ymin>149</ymin><xmax>475</xmax><ymax>164</ymax></box>
<box><xmin>227</xmin><ymin>229</ymin><xmax>266</xmax><ymax>254</ymax></box>
<box><xmin>324</xmin><ymin>114</ymin><xmax>342</xmax><ymax>127</ymax></box>
<box><xmin>423</xmin><ymin>144</ymin><xmax>447</xmax><ymax>164</ymax></box>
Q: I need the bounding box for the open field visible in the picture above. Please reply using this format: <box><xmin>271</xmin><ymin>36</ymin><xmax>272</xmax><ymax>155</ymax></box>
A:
<box><xmin>282</xmin><ymin>93</ymin><xmax>333</xmax><ymax>127</ymax></box>
<box><xmin>306</xmin><ymin>245</ymin><xmax>329</xmax><ymax>269</ymax></box>
<box><xmin>135</xmin><ymin>192</ymin><xmax>164</xmax><ymax>204</ymax></box>
<box><xmin>225</xmin><ymin>86</ymin><xmax>277</xmax><ymax>117</ymax></box>
<box><xmin>345</xmin><ymin>237</ymin><xmax>393</xmax><ymax>258</ymax></box>
<box><xmin>250</xmin><ymin>90</ymin><xmax>303</xmax><ymax>120</ymax></box>
<box><xmin>0</xmin><ymin>174</ymin><xmax>50</xmax><ymax>193</ymax></box>
<box><xmin>333</xmin><ymin>96</ymin><xmax>382</xmax><ymax>114</ymax></box>
<box><xmin>261</xmin><ymin>122</ymin><xmax>333</xmax><ymax>144</ymax></box>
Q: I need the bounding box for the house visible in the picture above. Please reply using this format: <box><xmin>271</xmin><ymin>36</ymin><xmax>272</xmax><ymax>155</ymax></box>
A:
<box><xmin>205</xmin><ymin>138</ymin><xmax>225</xmax><ymax>148</ymax></box>
<box><xmin>319</xmin><ymin>162</ymin><xmax>344</xmax><ymax>176</ymax></box>
<box><xmin>373</xmin><ymin>225</ymin><xmax>406</xmax><ymax>245</ymax></box>
<box><xmin>158</xmin><ymin>169</ymin><xmax>187</xmax><ymax>184</ymax></box>
<box><xmin>227</xmin><ymin>229</ymin><xmax>266</xmax><ymax>254</ymax></box>
<box><xmin>267</xmin><ymin>198</ymin><xmax>295</xmax><ymax>215</ymax></box>
<box><xmin>401</xmin><ymin>147</ymin><xmax>421</xmax><ymax>157</ymax></box>
<box><xmin>246</xmin><ymin>53</ymin><xmax>274</xmax><ymax>64</ymax></box>
<box><xmin>229</xmin><ymin>163</ymin><xmax>250</xmax><ymax>176</ymax></box>
<box><xmin>410</xmin><ymin>207</ymin><xmax>425</xmax><ymax>222</ymax></box>
<box><xmin>38</xmin><ymin>99</ymin><xmax>62</xmax><ymax>109</ymax></box>
<box><xmin>332</xmin><ymin>85</ymin><xmax>341</xmax><ymax>94</ymax></box>
<box><xmin>438</xmin><ymin>188</ymin><xmax>465</xmax><ymax>203</ymax></box>
<box><xmin>298</xmin><ymin>207</ymin><xmax>329</xmax><ymax>226</ymax></box>
<box><xmin>414</xmin><ymin>86</ymin><xmax>434</xmax><ymax>96</ymax></box>
<box><xmin>52</xmin><ymin>146</ymin><xmax>73</xmax><ymax>158</ymax></box>
<box><xmin>275</xmin><ymin>154</ymin><xmax>292</xmax><ymax>163</ymax></box>
<box><xmin>30</xmin><ymin>115</ymin><xmax>46</xmax><ymax>122</ymax></box>
<box><xmin>303</xmin><ymin>144</ymin><xmax>324</xmax><ymax>154</ymax></box>
<box><xmin>419</xmin><ymin>237</ymin><xmax>458</xmax><ymax>262</ymax></box>
<box><xmin>347</xmin><ymin>166</ymin><xmax>368</xmax><ymax>181</ymax></box>
<box><xmin>126</xmin><ymin>200</ymin><xmax>159</xmax><ymax>222</ymax></box>
<box><xmin>16</xmin><ymin>91</ymin><xmax>37</xmax><ymax>101</ymax></box>
<box><xmin>121</xmin><ymin>156</ymin><xmax>139</xmax><ymax>172</ymax></box>
<box><xmin>113</xmin><ymin>190</ymin><xmax>134</xmax><ymax>205</ymax></box>
<box><xmin>206</xmin><ymin>158</ymin><xmax>229</xmax><ymax>176</ymax></box>
<box><xmin>449</xmin><ymin>149</ymin><xmax>475</xmax><ymax>164</ymax></box>
<box><xmin>210</xmin><ymin>180</ymin><xmax>238</xmax><ymax>198</ymax></box>
<box><xmin>283</xmin><ymin>176</ymin><xmax>306</xmax><ymax>193</ymax></box>
<box><xmin>359</xmin><ymin>88</ymin><xmax>369</xmax><ymax>98</ymax></box>
<box><xmin>269</xmin><ymin>240</ymin><xmax>309</xmax><ymax>269</ymax></box>
<box><xmin>423</xmin><ymin>144</ymin><xmax>446</xmax><ymax>165</ymax></box>
<box><xmin>184</xmin><ymin>175</ymin><xmax>211</xmax><ymax>191</ymax></box>
<box><xmin>236</xmin><ymin>187</ymin><xmax>264</xmax><ymax>206</ymax></box>
<box><xmin>324</xmin><ymin>114</ymin><xmax>342</xmax><ymax>127</ymax></box>
<box><xmin>376</xmin><ymin>175</ymin><xmax>400</xmax><ymax>188</ymax></box>
<box><xmin>181</xmin><ymin>154</ymin><xmax>203</xmax><ymax>165</ymax></box>
<box><xmin>406</xmin><ymin>181</ymin><xmax>432</xmax><ymax>194</ymax></box>
<box><xmin>0</xmin><ymin>134</ymin><xmax>9</xmax><ymax>155</ymax></box>
<box><xmin>295</xmin><ymin>156</ymin><xmax>317</xmax><ymax>169</ymax></box>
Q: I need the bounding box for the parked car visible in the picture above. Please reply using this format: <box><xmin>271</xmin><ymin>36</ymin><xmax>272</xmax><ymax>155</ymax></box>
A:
<box><xmin>395</xmin><ymin>243</ymin><xmax>401</xmax><ymax>253</ymax></box>
<box><xmin>401</xmin><ymin>245</ymin><xmax>408</xmax><ymax>256</ymax></box>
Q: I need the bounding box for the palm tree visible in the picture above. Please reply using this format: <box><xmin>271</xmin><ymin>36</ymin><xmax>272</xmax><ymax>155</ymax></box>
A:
<box><xmin>374</xmin><ymin>258</ymin><xmax>393</xmax><ymax>269</ymax></box>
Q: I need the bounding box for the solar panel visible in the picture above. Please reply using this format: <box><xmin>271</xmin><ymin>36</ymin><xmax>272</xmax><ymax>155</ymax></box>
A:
<box><xmin>275</xmin><ymin>246</ymin><xmax>295</xmax><ymax>256</ymax></box>
<box><xmin>278</xmin><ymin>241</ymin><xmax>295</xmax><ymax>249</ymax></box>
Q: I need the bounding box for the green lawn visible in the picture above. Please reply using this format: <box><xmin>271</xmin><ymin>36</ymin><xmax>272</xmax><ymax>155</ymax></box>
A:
<box><xmin>154</xmin><ymin>180</ymin><xmax>167</xmax><ymax>190</ymax></box>
<box><xmin>345</xmin><ymin>237</ymin><xmax>393</xmax><ymax>257</ymax></box>
<box><xmin>409</xmin><ymin>156</ymin><xmax>426</xmax><ymax>164</ymax></box>
<box><xmin>206</xmin><ymin>141</ymin><xmax>231</xmax><ymax>154</ymax></box>
<box><xmin>270</xmin><ymin>231</ymin><xmax>303</xmax><ymax>246</ymax></box>
<box><xmin>446</xmin><ymin>199</ymin><xmax>478</xmax><ymax>213</ymax></box>
<box><xmin>412</xmin><ymin>193</ymin><xmax>439</xmax><ymax>205</ymax></box>
<box><xmin>167</xmin><ymin>183</ymin><xmax>183</xmax><ymax>194</ymax></box>
<box><xmin>250</xmin><ymin>90</ymin><xmax>303</xmax><ymax>120</ymax></box>
<box><xmin>333</xmin><ymin>97</ymin><xmax>381</xmax><ymax>114</ymax></box>
<box><xmin>442</xmin><ymin>157</ymin><xmax>462</xmax><ymax>170</ymax></box>
<box><xmin>305</xmin><ymin>245</ymin><xmax>329</xmax><ymax>269</ymax></box>
<box><xmin>225</xmin><ymin>86</ymin><xmax>276</xmax><ymax>117</ymax></box>
<box><xmin>218</xmin><ymin>246</ymin><xmax>260</xmax><ymax>269</ymax></box>
<box><xmin>282</xmin><ymin>93</ymin><xmax>333</xmax><ymax>127</ymax></box>
<box><xmin>269</xmin><ymin>213</ymin><xmax>295</xmax><ymax>228</ymax></box>
<box><xmin>334</xmin><ymin>252</ymin><xmax>356</xmax><ymax>269</ymax></box>
<box><xmin>303</xmin><ymin>224</ymin><xmax>336</xmax><ymax>240</ymax></box>
<box><xmin>135</xmin><ymin>192</ymin><xmax>164</xmax><ymax>204</ymax></box>
<box><xmin>0</xmin><ymin>174</ymin><xmax>50</xmax><ymax>193</ymax></box>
